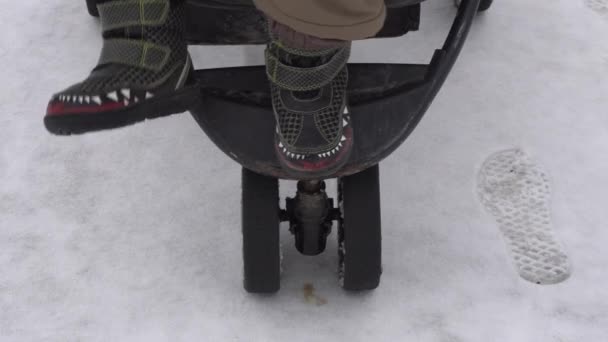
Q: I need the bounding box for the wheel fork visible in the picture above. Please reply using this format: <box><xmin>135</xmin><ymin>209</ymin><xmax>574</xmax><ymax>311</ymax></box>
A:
<box><xmin>284</xmin><ymin>180</ymin><xmax>338</xmax><ymax>256</ymax></box>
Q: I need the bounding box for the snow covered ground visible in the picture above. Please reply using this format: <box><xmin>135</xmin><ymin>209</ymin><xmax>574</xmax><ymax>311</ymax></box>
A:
<box><xmin>2</xmin><ymin>0</ymin><xmax>608</xmax><ymax>341</ymax></box>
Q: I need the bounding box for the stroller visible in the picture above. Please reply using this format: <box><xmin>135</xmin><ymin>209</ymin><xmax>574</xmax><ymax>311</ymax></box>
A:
<box><xmin>85</xmin><ymin>0</ymin><xmax>492</xmax><ymax>293</ymax></box>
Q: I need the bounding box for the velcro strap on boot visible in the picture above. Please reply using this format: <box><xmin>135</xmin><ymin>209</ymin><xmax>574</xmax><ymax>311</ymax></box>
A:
<box><xmin>98</xmin><ymin>39</ymin><xmax>171</xmax><ymax>71</ymax></box>
<box><xmin>264</xmin><ymin>45</ymin><xmax>351</xmax><ymax>92</ymax></box>
<box><xmin>99</xmin><ymin>0</ymin><xmax>169</xmax><ymax>32</ymax></box>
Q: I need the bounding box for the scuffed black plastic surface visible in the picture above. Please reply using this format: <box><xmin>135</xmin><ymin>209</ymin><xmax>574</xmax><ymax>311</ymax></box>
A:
<box><xmin>189</xmin><ymin>0</ymin><xmax>482</xmax><ymax>180</ymax></box>
<box><xmin>190</xmin><ymin>64</ymin><xmax>429</xmax><ymax>179</ymax></box>
<box><xmin>185</xmin><ymin>0</ymin><xmax>421</xmax><ymax>45</ymax></box>
<box><xmin>86</xmin><ymin>0</ymin><xmax>421</xmax><ymax>44</ymax></box>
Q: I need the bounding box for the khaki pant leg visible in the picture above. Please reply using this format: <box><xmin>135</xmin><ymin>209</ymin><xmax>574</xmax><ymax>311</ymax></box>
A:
<box><xmin>252</xmin><ymin>0</ymin><xmax>386</xmax><ymax>40</ymax></box>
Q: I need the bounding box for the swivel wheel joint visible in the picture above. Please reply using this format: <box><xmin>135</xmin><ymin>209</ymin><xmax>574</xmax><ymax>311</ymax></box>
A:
<box><xmin>286</xmin><ymin>180</ymin><xmax>335</xmax><ymax>256</ymax></box>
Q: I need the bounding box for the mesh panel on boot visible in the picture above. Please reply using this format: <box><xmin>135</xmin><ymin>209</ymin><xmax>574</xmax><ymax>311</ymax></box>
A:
<box><xmin>74</xmin><ymin>0</ymin><xmax>187</xmax><ymax>93</ymax></box>
<box><xmin>273</xmin><ymin>68</ymin><xmax>348</xmax><ymax>147</ymax></box>
<box><xmin>273</xmin><ymin>86</ymin><xmax>303</xmax><ymax>145</ymax></box>
<box><xmin>314</xmin><ymin>70</ymin><xmax>347</xmax><ymax>143</ymax></box>
<box><xmin>268</xmin><ymin>42</ymin><xmax>350</xmax><ymax>149</ymax></box>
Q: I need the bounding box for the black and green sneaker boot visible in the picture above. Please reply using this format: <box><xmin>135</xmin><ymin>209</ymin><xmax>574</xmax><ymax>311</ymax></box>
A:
<box><xmin>44</xmin><ymin>0</ymin><xmax>197</xmax><ymax>135</ymax></box>
<box><xmin>265</xmin><ymin>30</ymin><xmax>353</xmax><ymax>178</ymax></box>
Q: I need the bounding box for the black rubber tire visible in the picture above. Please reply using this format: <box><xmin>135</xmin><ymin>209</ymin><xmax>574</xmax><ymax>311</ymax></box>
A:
<box><xmin>454</xmin><ymin>0</ymin><xmax>493</xmax><ymax>12</ymax></box>
<box><xmin>478</xmin><ymin>0</ymin><xmax>493</xmax><ymax>11</ymax></box>
<box><xmin>86</xmin><ymin>0</ymin><xmax>99</xmax><ymax>17</ymax></box>
<box><xmin>241</xmin><ymin>168</ymin><xmax>281</xmax><ymax>293</ymax></box>
<box><xmin>337</xmin><ymin>165</ymin><xmax>382</xmax><ymax>291</ymax></box>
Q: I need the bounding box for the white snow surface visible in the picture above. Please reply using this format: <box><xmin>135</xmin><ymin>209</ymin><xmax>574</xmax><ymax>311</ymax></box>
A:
<box><xmin>2</xmin><ymin>0</ymin><xmax>608</xmax><ymax>341</ymax></box>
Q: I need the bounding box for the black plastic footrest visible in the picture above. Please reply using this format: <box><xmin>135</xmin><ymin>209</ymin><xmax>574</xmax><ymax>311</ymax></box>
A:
<box><xmin>185</xmin><ymin>0</ymin><xmax>420</xmax><ymax>45</ymax></box>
